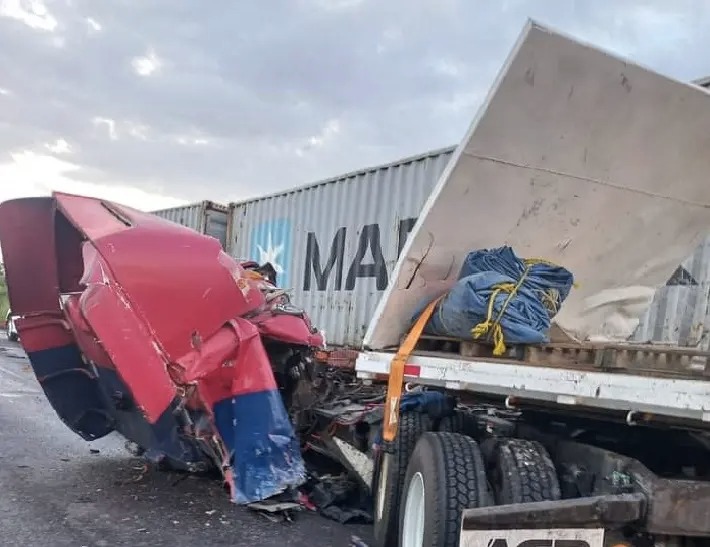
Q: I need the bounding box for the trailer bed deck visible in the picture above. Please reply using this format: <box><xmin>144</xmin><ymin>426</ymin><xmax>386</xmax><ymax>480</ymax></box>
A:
<box><xmin>415</xmin><ymin>336</ymin><xmax>710</xmax><ymax>379</ymax></box>
<box><xmin>355</xmin><ymin>338</ymin><xmax>710</xmax><ymax>426</ymax></box>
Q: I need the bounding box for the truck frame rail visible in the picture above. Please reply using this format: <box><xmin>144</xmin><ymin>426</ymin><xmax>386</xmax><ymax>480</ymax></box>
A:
<box><xmin>355</xmin><ymin>348</ymin><xmax>710</xmax><ymax>426</ymax></box>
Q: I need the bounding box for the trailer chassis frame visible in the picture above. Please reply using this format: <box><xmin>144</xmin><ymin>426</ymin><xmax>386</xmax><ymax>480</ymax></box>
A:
<box><xmin>461</xmin><ymin>437</ymin><xmax>710</xmax><ymax>538</ymax></box>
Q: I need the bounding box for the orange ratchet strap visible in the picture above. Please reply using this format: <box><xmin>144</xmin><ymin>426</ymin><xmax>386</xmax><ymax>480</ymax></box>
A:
<box><xmin>382</xmin><ymin>295</ymin><xmax>444</xmax><ymax>443</ymax></box>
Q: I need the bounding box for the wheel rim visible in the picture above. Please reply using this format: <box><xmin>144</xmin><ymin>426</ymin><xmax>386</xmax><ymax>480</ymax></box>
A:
<box><xmin>401</xmin><ymin>471</ymin><xmax>426</xmax><ymax>547</ymax></box>
<box><xmin>375</xmin><ymin>453</ymin><xmax>390</xmax><ymax>522</ymax></box>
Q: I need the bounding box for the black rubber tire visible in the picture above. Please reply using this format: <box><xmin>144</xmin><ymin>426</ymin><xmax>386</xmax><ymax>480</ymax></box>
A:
<box><xmin>436</xmin><ymin>410</ymin><xmax>478</xmax><ymax>436</ymax></box>
<box><xmin>372</xmin><ymin>411</ymin><xmax>430</xmax><ymax>547</ymax></box>
<box><xmin>399</xmin><ymin>432</ymin><xmax>492</xmax><ymax>547</ymax></box>
<box><xmin>488</xmin><ymin>438</ymin><xmax>561</xmax><ymax>505</ymax></box>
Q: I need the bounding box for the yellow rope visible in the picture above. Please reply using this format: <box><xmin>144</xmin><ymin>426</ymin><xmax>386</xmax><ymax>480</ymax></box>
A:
<box><xmin>471</xmin><ymin>257</ymin><xmax>573</xmax><ymax>356</ymax></box>
<box><xmin>471</xmin><ymin>275</ymin><xmax>529</xmax><ymax>355</ymax></box>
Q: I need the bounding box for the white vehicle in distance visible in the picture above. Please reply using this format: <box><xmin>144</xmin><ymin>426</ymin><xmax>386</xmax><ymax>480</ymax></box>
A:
<box><xmin>5</xmin><ymin>309</ymin><xmax>18</xmax><ymax>342</ymax></box>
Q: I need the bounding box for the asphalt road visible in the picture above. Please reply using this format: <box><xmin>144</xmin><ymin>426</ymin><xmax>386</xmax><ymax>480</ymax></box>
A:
<box><xmin>0</xmin><ymin>334</ymin><xmax>371</xmax><ymax>547</ymax></box>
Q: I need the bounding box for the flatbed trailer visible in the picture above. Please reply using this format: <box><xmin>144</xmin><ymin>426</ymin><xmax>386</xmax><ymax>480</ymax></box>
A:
<box><xmin>357</xmin><ymin>337</ymin><xmax>710</xmax><ymax>425</ymax></box>
<box><xmin>342</xmin><ymin>20</ymin><xmax>710</xmax><ymax>547</ymax></box>
<box><xmin>355</xmin><ymin>340</ymin><xmax>710</xmax><ymax>546</ymax></box>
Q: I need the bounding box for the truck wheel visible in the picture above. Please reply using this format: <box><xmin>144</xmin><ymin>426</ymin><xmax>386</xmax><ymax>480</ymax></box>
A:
<box><xmin>489</xmin><ymin>438</ymin><xmax>561</xmax><ymax>504</ymax></box>
<box><xmin>437</xmin><ymin>410</ymin><xmax>477</xmax><ymax>436</ymax></box>
<box><xmin>372</xmin><ymin>411</ymin><xmax>430</xmax><ymax>547</ymax></box>
<box><xmin>399</xmin><ymin>432</ymin><xmax>492</xmax><ymax>547</ymax></box>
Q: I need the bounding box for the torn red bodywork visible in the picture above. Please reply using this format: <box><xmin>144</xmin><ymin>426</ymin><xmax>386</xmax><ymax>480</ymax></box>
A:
<box><xmin>0</xmin><ymin>192</ymin><xmax>324</xmax><ymax>503</ymax></box>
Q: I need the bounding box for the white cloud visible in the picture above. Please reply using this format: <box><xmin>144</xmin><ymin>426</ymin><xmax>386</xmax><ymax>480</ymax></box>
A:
<box><xmin>0</xmin><ymin>0</ymin><xmax>57</xmax><ymax>32</ymax></box>
<box><xmin>175</xmin><ymin>135</ymin><xmax>210</xmax><ymax>146</ymax></box>
<box><xmin>85</xmin><ymin>16</ymin><xmax>101</xmax><ymax>32</ymax></box>
<box><xmin>376</xmin><ymin>27</ymin><xmax>403</xmax><ymax>54</ymax></box>
<box><xmin>296</xmin><ymin>118</ymin><xmax>341</xmax><ymax>156</ymax></box>
<box><xmin>309</xmin><ymin>119</ymin><xmax>340</xmax><ymax>146</ymax></box>
<box><xmin>306</xmin><ymin>0</ymin><xmax>366</xmax><ymax>11</ymax></box>
<box><xmin>131</xmin><ymin>48</ymin><xmax>162</xmax><ymax>77</ymax></box>
<box><xmin>428</xmin><ymin>57</ymin><xmax>465</xmax><ymax>77</ymax></box>
<box><xmin>92</xmin><ymin>116</ymin><xmax>118</xmax><ymax>140</ymax></box>
<box><xmin>3</xmin><ymin>0</ymin><xmax>710</xmax><ymax>209</ymax></box>
<box><xmin>434</xmin><ymin>91</ymin><xmax>483</xmax><ymax>113</ymax></box>
<box><xmin>0</xmin><ymin>151</ymin><xmax>186</xmax><ymax>211</ymax></box>
<box><xmin>45</xmin><ymin>137</ymin><xmax>71</xmax><ymax>154</ymax></box>
<box><xmin>126</xmin><ymin>122</ymin><xmax>150</xmax><ymax>141</ymax></box>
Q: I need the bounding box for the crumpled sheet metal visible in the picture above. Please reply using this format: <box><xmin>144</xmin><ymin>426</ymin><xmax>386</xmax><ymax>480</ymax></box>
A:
<box><xmin>0</xmin><ymin>192</ymin><xmax>309</xmax><ymax>504</ymax></box>
<box><xmin>177</xmin><ymin>317</ymin><xmax>307</xmax><ymax>503</ymax></box>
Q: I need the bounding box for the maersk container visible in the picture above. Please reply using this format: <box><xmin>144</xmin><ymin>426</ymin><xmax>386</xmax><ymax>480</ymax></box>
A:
<box><xmin>151</xmin><ymin>201</ymin><xmax>230</xmax><ymax>249</ymax></box>
<box><xmin>631</xmin><ymin>235</ymin><xmax>710</xmax><ymax>349</ymax></box>
<box><xmin>228</xmin><ymin>147</ymin><xmax>456</xmax><ymax>347</ymax></box>
<box><xmin>228</xmin><ymin>143</ymin><xmax>710</xmax><ymax>350</ymax></box>
<box><xmin>627</xmin><ymin>76</ymin><xmax>710</xmax><ymax>350</ymax></box>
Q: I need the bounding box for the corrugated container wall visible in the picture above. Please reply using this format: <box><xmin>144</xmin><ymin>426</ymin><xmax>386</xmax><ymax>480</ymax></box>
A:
<box><xmin>229</xmin><ymin>147</ymin><xmax>455</xmax><ymax>347</ymax></box>
<box><xmin>632</xmin><ymin>236</ymin><xmax>710</xmax><ymax>349</ymax></box>
<box><xmin>630</xmin><ymin>77</ymin><xmax>710</xmax><ymax>348</ymax></box>
<box><xmin>152</xmin><ymin>201</ymin><xmax>230</xmax><ymax>249</ymax></box>
<box><xmin>228</xmin><ymin>140</ymin><xmax>710</xmax><ymax>351</ymax></box>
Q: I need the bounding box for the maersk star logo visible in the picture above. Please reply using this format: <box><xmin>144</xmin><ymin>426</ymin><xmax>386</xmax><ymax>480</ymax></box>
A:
<box><xmin>256</xmin><ymin>232</ymin><xmax>285</xmax><ymax>278</ymax></box>
<box><xmin>250</xmin><ymin>219</ymin><xmax>292</xmax><ymax>288</ymax></box>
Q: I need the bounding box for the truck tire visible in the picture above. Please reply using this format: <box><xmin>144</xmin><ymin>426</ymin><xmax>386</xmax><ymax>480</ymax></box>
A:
<box><xmin>489</xmin><ymin>438</ymin><xmax>561</xmax><ymax>504</ymax></box>
<box><xmin>436</xmin><ymin>410</ymin><xmax>477</xmax><ymax>436</ymax></box>
<box><xmin>372</xmin><ymin>411</ymin><xmax>430</xmax><ymax>547</ymax></box>
<box><xmin>399</xmin><ymin>432</ymin><xmax>492</xmax><ymax>547</ymax></box>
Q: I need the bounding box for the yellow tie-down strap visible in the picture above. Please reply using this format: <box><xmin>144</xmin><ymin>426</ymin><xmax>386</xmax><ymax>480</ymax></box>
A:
<box><xmin>382</xmin><ymin>295</ymin><xmax>443</xmax><ymax>443</ymax></box>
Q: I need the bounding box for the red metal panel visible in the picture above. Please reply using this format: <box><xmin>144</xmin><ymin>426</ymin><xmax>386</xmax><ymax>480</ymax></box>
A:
<box><xmin>54</xmin><ymin>192</ymin><xmax>132</xmax><ymax>240</ymax></box>
<box><xmin>172</xmin><ymin>318</ymin><xmax>278</xmax><ymax>408</ymax></box>
<box><xmin>53</xmin><ymin>192</ymin><xmax>266</xmax><ymax>362</ymax></box>
<box><xmin>15</xmin><ymin>314</ymin><xmax>73</xmax><ymax>354</ymax></box>
<box><xmin>79</xmin><ymin>262</ymin><xmax>176</xmax><ymax>422</ymax></box>
<box><xmin>0</xmin><ymin>197</ymin><xmax>60</xmax><ymax>318</ymax></box>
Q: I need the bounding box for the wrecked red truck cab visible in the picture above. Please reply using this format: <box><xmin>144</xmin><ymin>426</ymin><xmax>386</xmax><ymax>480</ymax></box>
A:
<box><xmin>0</xmin><ymin>192</ymin><xmax>324</xmax><ymax>503</ymax></box>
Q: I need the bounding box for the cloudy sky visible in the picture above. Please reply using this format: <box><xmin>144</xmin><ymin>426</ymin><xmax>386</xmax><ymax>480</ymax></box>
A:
<box><xmin>0</xmin><ymin>0</ymin><xmax>708</xmax><ymax>211</ymax></box>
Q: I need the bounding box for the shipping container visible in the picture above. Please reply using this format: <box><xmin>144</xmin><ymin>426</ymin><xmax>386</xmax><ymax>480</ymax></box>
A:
<box><xmin>626</xmin><ymin>74</ymin><xmax>710</xmax><ymax>349</ymax></box>
<box><xmin>631</xmin><ymin>235</ymin><xmax>710</xmax><ymax>348</ymax></box>
<box><xmin>229</xmin><ymin>147</ymin><xmax>455</xmax><ymax>347</ymax></box>
<box><xmin>228</xmin><ymin>143</ymin><xmax>710</xmax><ymax>349</ymax></box>
<box><xmin>152</xmin><ymin>201</ymin><xmax>230</xmax><ymax>249</ymax></box>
